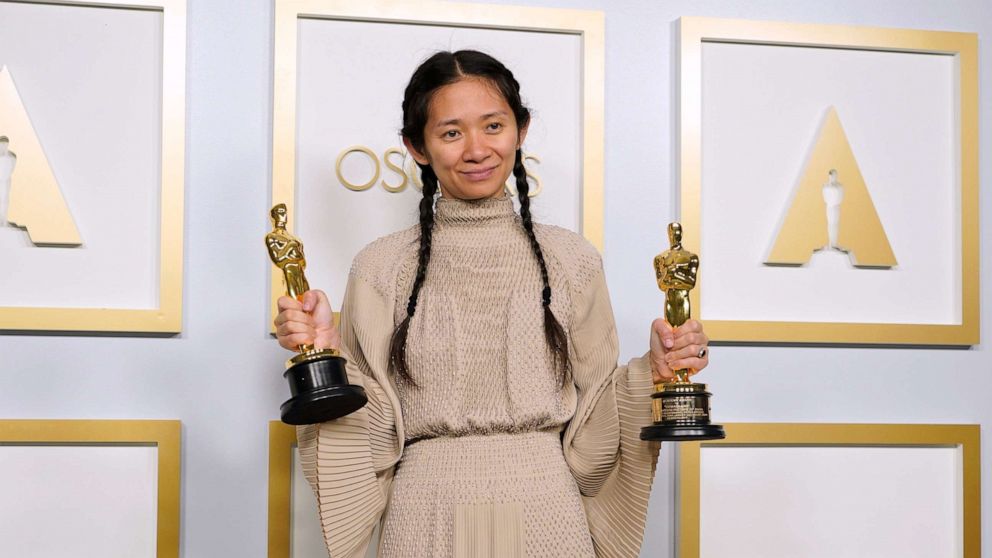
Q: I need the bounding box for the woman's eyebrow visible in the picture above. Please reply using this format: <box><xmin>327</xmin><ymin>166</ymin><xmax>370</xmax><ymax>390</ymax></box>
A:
<box><xmin>434</xmin><ymin>111</ymin><xmax>509</xmax><ymax>128</ymax></box>
<box><xmin>435</xmin><ymin>118</ymin><xmax>461</xmax><ymax>128</ymax></box>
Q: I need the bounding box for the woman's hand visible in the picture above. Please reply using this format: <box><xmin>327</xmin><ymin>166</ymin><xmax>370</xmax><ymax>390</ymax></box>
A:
<box><xmin>648</xmin><ymin>318</ymin><xmax>709</xmax><ymax>383</ymax></box>
<box><xmin>273</xmin><ymin>289</ymin><xmax>340</xmax><ymax>352</ymax></box>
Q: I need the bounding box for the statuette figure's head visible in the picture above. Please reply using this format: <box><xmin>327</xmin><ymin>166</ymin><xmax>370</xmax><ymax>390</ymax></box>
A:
<box><xmin>668</xmin><ymin>222</ymin><xmax>683</xmax><ymax>248</ymax></box>
<box><xmin>270</xmin><ymin>203</ymin><xmax>288</xmax><ymax>228</ymax></box>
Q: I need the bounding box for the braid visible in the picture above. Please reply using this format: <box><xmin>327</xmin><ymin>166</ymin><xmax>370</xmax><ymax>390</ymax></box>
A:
<box><xmin>389</xmin><ymin>163</ymin><xmax>438</xmax><ymax>385</ymax></box>
<box><xmin>514</xmin><ymin>149</ymin><xmax>571</xmax><ymax>385</ymax></box>
<box><xmin>397</xmin><ymin>50</ymin><xmax>558</xmax><ymax>385</ymax></box>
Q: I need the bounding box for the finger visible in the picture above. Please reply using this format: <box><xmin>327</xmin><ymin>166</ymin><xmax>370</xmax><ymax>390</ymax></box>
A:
<box><xmin>654</xmin><ymin>366</ymin><xmax>676</xmax><ymax>382</ymax></box>
<box><xmin>665</xmin><ymin>343</ymin><xmax>708</xmax><ymax>363</ymax></box>
<box><xmin>277</xmin><ymin>296</ymin><xmax>303</xmax><ymax>312</ymax></box>
<box><xmin>302</xmin><ymin>290</ymin><xmax>318</xmax><ymax>313</ymax></box>
<box><xmin>670</xmin><ymin>332</ymin><xmax>708</xmax><ymax>351</ymax></box>
<box><xmin>311</xmin><ymin>289</ymin><xmax>333</xmax><ymax>312</ymax></box>
<box><xmin>273</xmin><ymin>309</ymin><xmax>312</xmax><ymax>327</ymax></box>
<box><xmin>672</xmin><ymin>321</ymin><xmax>708</xmax><ymax>349</ymax></box>
<box><xmin>650</xmin><ymin>354</ymin><xmax>671</xmax><ymax>383</ymax></box>
<box><xmin>279</xmin><ymin>333</ymin><xmax>315</xmax><ymax>350</ymax></box>
<box><xmin>679</xmin><ymin>319</ymin><xmax>704</xmax><ymax>333</ymax></box>
<box><xmin>276</xmin><ymin>320</ymin><xmax>316</xmax><ymax>340</ymax></box>
<box><xmin>672</xmin><ymin>320</ymin><xmax>705</xmax><ymax>336</ymax></box>
<box><xmin>310</xmin><ymin>289</ymin><xmax>334</xmax><ymax>325</ymax></box>
<box><xmin>649</xmin><ymin>347</ymin><xmax>675</xmax><ymax>383</ymax></box>
<box><xmin>653</xmin><ymin>318</ymin><xmax>675</xmax><ymax>349</ymax></box>
<box><xmin>276</xmin><ymin>320</ymin><xmax>314</xmax><ymax>337</ymax></box>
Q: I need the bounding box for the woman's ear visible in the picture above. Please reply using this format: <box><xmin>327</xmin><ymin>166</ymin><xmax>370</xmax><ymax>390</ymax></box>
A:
<box><xmin>517</xmin><ymin>121</ymin><xmax>530</xmax><ymax>149</ymax></box>
<box><xmin>403</xmin><ymin>137</ymin><xmax>430</xmax><ymax>165</ymax></box>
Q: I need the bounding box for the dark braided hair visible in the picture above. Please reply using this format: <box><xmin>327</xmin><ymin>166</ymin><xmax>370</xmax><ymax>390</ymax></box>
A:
<box><xmin>513</xmin><ymin>148</ymin><xmax>571</xmax><ymax>384</ymax></box>
<box><xmin>390</xmin><ymin>50</ymin><xmax>570</xmax><ymax>386</ymax></box>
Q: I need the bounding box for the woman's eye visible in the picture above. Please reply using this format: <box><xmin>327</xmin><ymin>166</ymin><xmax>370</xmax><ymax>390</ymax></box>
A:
<box><xmin>487</xmin><ymin>122</ymin><xmax>503</xmax><ymax>132</ymax></box>
<box><xmin>443</xmin><ymin>130</ymin><xmax>460</xmax><ymax>139</ymax></box>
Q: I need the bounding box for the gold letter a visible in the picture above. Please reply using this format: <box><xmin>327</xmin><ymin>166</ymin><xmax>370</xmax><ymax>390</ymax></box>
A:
<box><xmin>766</xmin><ymin>107</ymin><xmax>895</xmax><ymax>268</ymax></box>
<box><xmin>0</xmin><ymin>65</ymin><xmax>82</xmax><ymax>246</ymax></box>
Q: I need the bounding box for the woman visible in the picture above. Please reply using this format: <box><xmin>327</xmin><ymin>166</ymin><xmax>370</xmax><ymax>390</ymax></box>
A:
<box><xmin>274</xmin><ymin>50</ymin><xmax>710</xmax><ymax>558</ymax></box>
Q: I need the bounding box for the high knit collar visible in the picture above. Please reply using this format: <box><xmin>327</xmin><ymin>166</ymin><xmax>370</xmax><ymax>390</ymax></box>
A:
<box><xmin>434</xmin><ymin>195</ymin><xmax>517</xmax><ymax>226</ymax></box>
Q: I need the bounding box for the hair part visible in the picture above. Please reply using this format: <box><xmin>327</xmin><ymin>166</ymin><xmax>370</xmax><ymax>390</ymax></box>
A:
<box><xmin>400</xmin><ymin>51</ymin><xmax>530</xmax><ymax>156</ymax></box>
<box><xmin>391</xmin><ymin>50</ymin><xmax>569</xmax><ymax>387</ymax></box>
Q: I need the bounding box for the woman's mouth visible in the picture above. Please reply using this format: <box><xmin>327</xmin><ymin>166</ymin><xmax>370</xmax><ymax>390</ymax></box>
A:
<box><xmin>461</xmin><ymin>167</ymin><xmax>496</xmax><ymax>181</ymax></box>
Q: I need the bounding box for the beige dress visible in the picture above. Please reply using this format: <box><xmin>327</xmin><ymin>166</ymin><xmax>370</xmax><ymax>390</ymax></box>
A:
<box><xmin>298</xmin><ymin>197</ymin><xmax>659</xmax><ymax>558</ymax></box>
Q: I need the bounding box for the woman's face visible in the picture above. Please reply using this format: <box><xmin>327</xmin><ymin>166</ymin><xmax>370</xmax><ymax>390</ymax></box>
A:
<box><xmin>405</xmin><ymin>77</ymin><xmax>527</xmax><ymax>200</ymax></box>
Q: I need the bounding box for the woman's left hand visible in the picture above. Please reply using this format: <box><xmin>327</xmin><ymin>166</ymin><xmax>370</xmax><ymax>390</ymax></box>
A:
<box><xmin>649</xmin><ymin>318</ymin><xmax>709</xmax><ymax>383</ymax></box>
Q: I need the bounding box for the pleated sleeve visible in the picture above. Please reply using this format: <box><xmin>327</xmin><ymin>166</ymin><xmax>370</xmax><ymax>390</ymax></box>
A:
<box><xmin>296</xmin><ymin>269</ymin><xmax>405</xmax><ymax>558</ymax></box>
<box><xmin>561</xmin><ymin>254</ymin><xmax>660</xmax><ymax>558</ymax></box>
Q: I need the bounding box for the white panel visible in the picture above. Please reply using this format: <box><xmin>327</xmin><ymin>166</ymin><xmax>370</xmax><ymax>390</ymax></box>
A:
<box><xmin>0</xmin><ymin>2</ymin><xmax>162</xmax><ymax>309</ymax></box>
<box><xmin>0</xmin><ymin>3</ymin><xmax>989</xmax><ymax>558</ymax></box>
<box><xmin>295</xmin><ymin>19</ymin><xmax>582</xmax><ymax>306</ymax></box>
<box><xmin>0</xmin><ymin>445</ymin><xmax>158</xmax><ymax>558</ymax></box>
<box><xmin>699</xmin><ymin>446</ymin><xmax>962</xmax><ymax>558</ymax></box>
<box><xmin>700</xmin><ymin>42</ymin><xmax>958</xmax><ymax>325</ymax></box>
<box><xmin>291</xmin><ymin>449</ymin><xmax>327</xmax><ymax>557</ymax></box>
<box><xmin>291</xmin><ymin>447</ymin><xmax>378</xmax><ymax>558</ymax></box>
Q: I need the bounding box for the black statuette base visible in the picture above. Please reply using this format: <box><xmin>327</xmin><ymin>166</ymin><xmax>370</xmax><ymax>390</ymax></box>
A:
<box><xmin>281</xmin><ymin>354</ymin><xmax>367</xmax><ymax>425</ymax></box>
<box><xmin>640</xmin><ymin>381</ymin><xmax>726</xmax><ymax>442</ymax></box>
<box><xmin>640</xmin><ymin>423</ymin><xmax>726</xmax><ymax>441</ymax></box>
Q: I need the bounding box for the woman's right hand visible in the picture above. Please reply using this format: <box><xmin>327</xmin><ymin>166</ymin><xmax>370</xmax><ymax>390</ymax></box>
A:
<box><xmin>273</xmin><ymin>289</ymin><xmax>340</xmax><ymax>351</ymax></box>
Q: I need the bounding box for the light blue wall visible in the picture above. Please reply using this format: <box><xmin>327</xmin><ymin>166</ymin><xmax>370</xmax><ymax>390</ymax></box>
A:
<box><xmin>0</xmin><ymin>1</ymin><xmax>987</xmax><ymax>556</ymax></box>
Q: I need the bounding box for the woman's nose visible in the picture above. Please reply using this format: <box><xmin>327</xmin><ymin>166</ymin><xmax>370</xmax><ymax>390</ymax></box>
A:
<box><xmin>462</xmin><ymin>132</ymin><xmax>490</xmax><ymax>162</ymax></box>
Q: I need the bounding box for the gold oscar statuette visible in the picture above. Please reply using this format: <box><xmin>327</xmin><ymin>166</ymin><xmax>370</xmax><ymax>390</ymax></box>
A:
<box><xmin>640</xmin><ymin>222</ymin><xmax>726</xmax><ymax>441</ymax></box>
<box><xmin>266</xmin><ymin>203</ymin><xmax>367</xmax><ymax>425</ymax></box>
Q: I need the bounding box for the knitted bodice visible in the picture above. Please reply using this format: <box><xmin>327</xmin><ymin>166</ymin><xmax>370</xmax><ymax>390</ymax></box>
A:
<box><xmin>398</xmin><ymin>196</ymin><xmax>574</xmax><ymax>440</ymax></box>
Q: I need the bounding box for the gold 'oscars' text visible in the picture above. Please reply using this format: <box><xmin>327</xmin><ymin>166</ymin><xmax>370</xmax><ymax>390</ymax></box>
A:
<box><xmin>335</xmin><ymin>145</ymin><xmax>543</xmax><ymax>196</ymax></box>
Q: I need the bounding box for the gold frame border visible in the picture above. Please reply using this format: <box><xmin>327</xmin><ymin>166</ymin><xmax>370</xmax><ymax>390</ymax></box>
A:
<box><xmin>677</xmin><ymin>423</ymin><xmax>981</xmax><ymax>558</ymax></box>
<box><xmin>0</xmin><ymin>0</ymin><xmax>186</xmax><ymax>333</ymax></box>
<box><xmin>0</xmin><ymin>419</ymin><xmax>182</xmax><ymax>558</ymax></box>
<box><xmin>679</xmin><ymin>17</ymin><xmax>979</xmax><ymax>345</ymax></box>
<box><xmin>270</xmin><ymin>0</ymin><xmax>605</xmax><ymax>324</ymax></box>
<box><xmin>267</xmin><ymin>421</ymin><xmax>297</xmax><ymax>558</ymax></box>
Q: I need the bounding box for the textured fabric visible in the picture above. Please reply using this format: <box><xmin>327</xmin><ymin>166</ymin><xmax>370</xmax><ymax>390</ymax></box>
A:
<box><xmin>297</xmin><ymin>196</ymin><xmax>660</xmax><ymax>558</ymax></box>
<box><xmin>453</xmin><ymin>502</ymin><xmax>525</xmax><ymax>558</ymax></box>
<box><xmin>383</xmin><ymin>432</ymin><xmax>590</xmax><ymax>558</ymax></box>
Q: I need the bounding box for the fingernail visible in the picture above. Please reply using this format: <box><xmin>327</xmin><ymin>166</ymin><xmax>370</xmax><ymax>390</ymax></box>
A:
<box><xmin>664</xmin><ymin>339</ymin><xmax>674</xmax><ymax>348</ymax></box>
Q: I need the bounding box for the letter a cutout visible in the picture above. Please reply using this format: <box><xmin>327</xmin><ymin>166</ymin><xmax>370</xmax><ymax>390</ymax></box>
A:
<box><xmin>766</xmin><ymin>107</ymin><xmax>895</xmax><ymax>268</ymax></box>
<box><xmin>0</xmin><ymin>65</ymin><xmax>82</xmax><ymax>245</ymax></box>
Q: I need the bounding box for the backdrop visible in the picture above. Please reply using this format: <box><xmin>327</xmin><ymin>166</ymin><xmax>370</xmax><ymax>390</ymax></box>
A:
<box><xmin>0</xmin><ymin>1</ymin><xmax>988</xmax><ymax>557</ymax></box>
